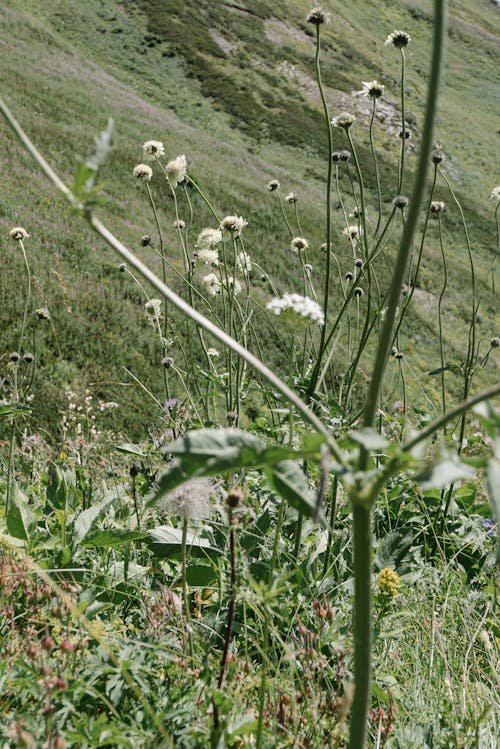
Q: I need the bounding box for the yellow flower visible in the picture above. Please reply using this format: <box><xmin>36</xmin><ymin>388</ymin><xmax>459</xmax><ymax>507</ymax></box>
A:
<box><xmin>377</xmin><ymin>567</ymin><xmax>400</xmax><ymax>600</ymax></box>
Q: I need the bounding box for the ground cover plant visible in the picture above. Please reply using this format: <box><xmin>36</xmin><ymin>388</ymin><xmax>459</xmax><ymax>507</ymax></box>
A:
<box><xmin>1</xmin><ymin>1</ymin><xmax>499</xmax><ymax>747</ymax></box>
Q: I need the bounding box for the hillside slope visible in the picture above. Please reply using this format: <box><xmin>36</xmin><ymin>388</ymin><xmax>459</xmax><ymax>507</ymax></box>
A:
<box><xmin>0</xmin><ymin>0</ymin><xmax>498</xmax><ymax>437</ymax></box>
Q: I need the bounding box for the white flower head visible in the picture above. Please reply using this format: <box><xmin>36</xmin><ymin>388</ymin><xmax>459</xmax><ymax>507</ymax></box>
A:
<box><xmin>290</xmin><ymin>236</ymin><xmax>309</xmax><ymax>253</ymax></box>
<box><xmin>142</xmin><ymin>140</ymin><xmax>165</xmax><ymax>159</ymax></box>
<box><xmin>160</xmin><ymin>477</ymin><xmax>213</xmax><ymax>520</ymax></box>
<box><xmin>430</xmin><ymin>201</ymin><xmax>445</xmax><ymax>215</ymax></box>
<box><xmin>220</xmin><ymin>215</ymin><xmax>248</xmax><ymax>238</ymax></box>
<box><xmin>9</xmin><ymin>227</ymin><xmax>29</xmax><ymax>241</ymax></box>
<box><xmin>197</xmin><ymin>248</ymin><xmax>219</xmax><ymax>266</ymax></box>
<box><xmin>266</xmin><ymin>293</ymin><xmax>324</xmax><ymax>327</ymax></box>
<box><xmin>385</xmin><ymin>30</ymin><xmax>411</xmax><ymax>48</ymax></box>
<box><xmin>237</xmin><ymin>251</ymin><xmax>252</xmax><ymax>274</ymax></box>
<box><xmin>173</xmin><ymin>219</ymin><xmax>186</xmax><ymax>229</ymax></box>
<box><xmin>227</xmin><ymin>277</ymin><xmax>242</xmax><ymax>295</ymax></box>
<box><xmin>166</xmin><ymin>154</ymin><xmax>187</xmax><ymax>186</ymax></box>
<box><xmin>490</xmin><ymin>186</ymin><xmax>500</xmax><ymax>202</ymax></box>
<box><xmin>133</xmin><ymin>163</ymin><xmax>153</xmax><ymax>182</ymax></box>
<box><xmin>145</xmin><ymin>298</ymin><xmax>162</xmax><ymax>318</ymax></box>
<box><xmin>342</xmin><ymin>225</ymin><xmax>361</xmax><ymax>241</ymax></box>
<box><xmin>285</xmin><ymin>192</ymin><xmax>298</xmax><ymax>204</ymax></box>
<box><xmin>196</xmin><ymin>228</ymin><xmax>223</xmax><ymax>251</ymax></box>
<box><xmin>359</xmin><ymin>80</ymin><xmax>384</xmax><ymax>99</ymax></box>
<box><xmin>202</xmin><ymin>272</ymin><xmax>222</xmax><ymax>296</ymax></box>
<box><xmin>266</xmin><ymin>179</ymin><xmax>280</xmax><ymax>191</ymax></box>
<box><xmin>331</xmin><ymin>112</ymin><xmax>356</xmax><ymax>130</ymax></box>
<box><xmin>207</xmin><ymin>348</ymin><xmax>220</xmax><ymax>357</ymax></box>
<box><xmin>35</xmin><ymin>307</ymin><xmax>51</xmax><ymax>321</ymax></box>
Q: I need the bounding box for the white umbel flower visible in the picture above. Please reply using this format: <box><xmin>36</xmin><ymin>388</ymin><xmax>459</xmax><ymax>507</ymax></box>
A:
<box><xmin>166</xmin><ymin>155</ymin><xmax>187</xmax><ymax>186</ymax></box>
<box><xmin>197</xmin><ymin>248</ymin><xmax>219</xmax><ymax>266</ymax></box>
<box><xmin>220</xmin><ymin>215</ymin><xmax>248</xmax><ymax>238</ymax></box>
<box><xmin>196</xmin><ymin>228</ymin><xmax>223</xmax><ymax>250</ymax></box>
<box><xmin>266</xmin><ymin>293</ymin><xmax>324</xmax><ymax>327</ymax></box>
<box><xmin>237</xmin><ymin>251</ymin><xmax>252</xmax><ymax>274</ymax></box>
<box><xmin>142</xmin><ymin>140</ymin><xmax>165</xmax><ymax>159</ymax></box>
<box><xmin>202</xmin><ymin>272</ymin><xmax>222</xmax><ymax>296</ymax></box>
<box><xmin>133</xmin><ymin>163</ymin><xmax>153</xmax><ymax>182</ymax></box>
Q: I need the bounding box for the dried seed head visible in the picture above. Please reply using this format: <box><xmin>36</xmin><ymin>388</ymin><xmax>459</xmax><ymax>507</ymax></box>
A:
<box><xmin>133</xmin><ymin>163</ymin><xmax>153</xmax><ymax>182</ymax></box>
<box><xmin>285</xmin><ymin>192</ymin><xmax>298</xmax><ymax>203</ymax></box>
<box><xmin>431</xmin><ymin>149</ymin><xmax>445</xmax><ymax>164</ymax></box>
<box><xmin>393</xmin><ymin>195</ymin><xmax>409</xmax><ymax>209</ymax></box>
<box><xmin>391</xmin><ymin>346</ymin><xmax>398</xmax><ymax>356</ymax></box>
<box><xmin>291</xmin><ymin>236</ymin><xmax>309</xmax><ymax>253</ymax></box>
<box><xmin>141</xmin><ymin>235</ymin><xmax>151</xmax><ymax>246</ymax></box>
<box><xmin>331</xmin><ymin>112</ymin><xmax>356</xmax><ymax>130</ymax></box>
<box><xmin>142</xmin><ymin>140</ymin><xmax>165</xmax><ymax>159</ymax></box>
<box><xmin>490</xmin><ymin>337</ymin><xmax>500</xmax><ymax>348</ymax></box>
<box><xmin>35</xmin><ymin>307</ymin><xmax>51</xmax><ymax>321</ymax></box>
<box><xmin>359</xmin><ymin>80</ymin><xmax>385</xmax><ymax>99</ymax></box>
<box><xmin>266</xmin><ymin>179</ymin><xmax>280</xmax><ymax>191</ymax></box>
<box><xmin>394</xmin><ymin>351</ymin><xmax>404</xmax><ymax>360</ymax></box>
<box><xmin>399</xmin><ymin>129</ymin><xmax>411</xmax><ymax>140</ymax></box>
<box><xmin>339</xmin><ymin>149</ymin><xmax>351</xmax><ymax>162</ymax></box>
<box><xmin>130</xmin><ymin>464</ymin><xmax>139</xmax><ymax>478</ymax></box>
<box><xmin>226</xmin><ymin>488</ymin><xmax>243</xmax><ymax>509</ymax></box>
<box><xmin>306</xmin><ymin>7</ymin><xmax>330</xmax><ymax>25</ymax></box>
<box><xmin>118</xmin><ymin>263</ymin><xmax>127</xmax><ymax>272</ymax></box>
<box><xmin>9</xmin><ymin>351</ymin><xmax>20</xmax><ymax>362</ymax></box>
<box><xmin>354</xmin><ymin>258</ymin><xmax>363</xmax><ymax>268</ymax></box>
<box><xmin>345</xmin><ymin>271</ymin><xmax>354</xmax><ymax>282</ymax></box>
<box><xmin>430</xmin><ymin>201</ymin><xmax>445</xmax><ymax>214</ymax></box>
<box><xmin>173</xmin><ymin>219</ymin><xmax>186</xmax><ymax>230</ymax></box>
<box><xmin>23</xmin><ymin>352</ymin><xmax>34</xmax><ymax>364</ymax></box>
<box><xmin>162</xmin><ymin>357</ymin><xmax>174</xmax><ymax>369</ymax></box>
<box><xmin>354</xmin><ymin>287</ymin><xmax>364</xmax><ymax>297</ymax></box>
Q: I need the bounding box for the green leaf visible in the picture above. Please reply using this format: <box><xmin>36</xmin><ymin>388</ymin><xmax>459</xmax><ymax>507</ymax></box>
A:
<box><xmin>146</xmin><ymin>525</ymin><xmax>222</xmax><ymax>558</ymax></box>
<box><xmin>417</xmin><ymin>454</ymin><xmax>475</xmax><ymax>489</ymax></box>
<box><xmin>114</xmin><ymin>443</ymin><xmax>146</xmax><ymax>457</ymax></box>
<box><xmin>264</xmin><ymin>460</ymin><xmax>318</xmax><ymax>519</ymax></box>
<box><xmin>82</xmin><ymin>529</ymin><xmax>147</xmax><ymax>548</ymax></box>
<box><xmin>186</xmin><ymin>563</ymin><xmax>218</xmax><ymax>587</ymax></box>
<box><xmin>166</xmin><ymin>428</ymin><xmax>266</xmax><ymax>468</ymax></box>
<box><xmin>73</xmin><ymin>489</ymin><xmax>125</xmax><ymax>547</ymax></box>
<box><xmin>349</xmin><ymin>428</ymin><xmax>389</xmax><ymax>450</ymax></box>
<box><xmin>0</xmin><ymin>402</ymin><xmax>32</xmax><ymax>418</ymax></box>
<box><xmin>486</xmin><ymin>459</ymin><xmax>500</xmax><ymax>566</ymax></box>
<box><xmin>46</xmin><ymin>463</ymin><xmax>69</xmax><ymax>510</ymax></box>
<box><xmin>7</xmin><ymin>484</ymin><xmax>35</xmax><ymax>541</ymax></box>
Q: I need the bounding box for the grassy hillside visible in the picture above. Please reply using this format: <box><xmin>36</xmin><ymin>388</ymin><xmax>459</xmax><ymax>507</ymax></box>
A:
<box><xmin>0</xmin><ymin>0</ymin><xmax>498</xmax><ymax>438</ymax></box>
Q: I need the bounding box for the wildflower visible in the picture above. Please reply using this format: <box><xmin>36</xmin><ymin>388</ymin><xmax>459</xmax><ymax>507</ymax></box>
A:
<box><xmin>394</xmin><ymin>351</ymin><xmax>404</xmax><ymax>360</ymax></box>
<box><xmin>207</xmin><ymin>348</ymin><xmax>219</xmax><ymax>357</ymax></box>
<box><xmin>145</xmin><ymin>298</ymin><xmax>162</xmax><ymax>318</ymax></box>
<box><xmin>142</xmin><ymin>140</ymin><xmax>165</xmax><ymax>159</ymax></box>
<box><xmin>202</xmin><ymin>272</ymin><xmax>222</xmax><ymax>296</ymax></box>
<box><xmin>237</xmin><ymin>251</ymin><xmax>252</xmax><ymax>274</ymax></box>
<box><xmin>220</xmin><ymin>215</ymin><xmax>248</xmax><ymax>238</ymax></box>
<box><xmin>354</xmin><ymin>258</ymin><xmax>363</xmax><ymax>268</ymax></box>
<box><xmin>173</xmin><ymin>219</ymin><xmax>186</xmax><ymax>229</ymax></box>
<box><xmin>196</xmin><ymin>227</ymin><xmax>223</xmax><ymax>250</ymax></box>
<box><xmin>9</xmin><ymin>227</ymin><xmax>29</xmax><ymax>240</ymax></box>
<box><xmin>306</xmin><ymin>6</ymin><xmax>330</xmax><ymax>25</ymax></box>
<box><xmin>354</xmin><ymin>287</ymin><xmax>364</xmax><ymax>297</ymax></box>
<box><xmin>342</xmin><ymin>225</ymin><xmax>360</xmax><ymax>241</ymax></box>
<box><xmin>399</xmin><ymin>129</ymin><xmax>411</xmax><ymax>140</ymax></box>
<box><xmin>141</xmin><ymin>235</ymin><xmax>151</xmax><ymax>246</ymax></box>
<box><xmin>331</xmin><ymin>112</ymin><xmax>356</xmax><ymax>130</ymax></box>
<box><xmin>332</xmin><ymin>149</ymin><xmax>352</xmax><ymax>163</ymax></box>
<box><xmin>377</xmin><ymin>567</ymin><xmax>401</xmax><ymax>600</ymax></box>
<box><xmin>266</xmin><ymin>292</ymin><xmax>325</xmax><ymax>327</ymax></box>
<box><xmin>490</xmin><ymin>337</ymin><xmax>500</xmax><ymax>348</ymax></box>
<box><xmin>23</xmin><ymin>352</ymin><xmax>34</xmax><ymax>364</ymax></box>
<box><xmin>266</xmin><ymin>179</ymin><xmax>280</xmax><ymax>191</ymax></box>
<box><xmin>432</xmin><ymin>149</ymin><xmax>445</xmax><ymax>164</ymax></box>
<box><xmin>132</xmin><ymin>163</ymin><xmax>153</xmax><ymax>182</ymax></box>
<box><xmin>159</xmin><ymin>477</ymin><xmax>213</xmax><ymax>520</ymax></box>
<box><xmin>350</xmin><ymin>206</ymin><xmax>362</xmax><ymax>218</ymax></box>
<box><xmin>162</xmin><ymin>357</ymin><xmax>174</xmax><ymax>369</ymax></box>
<box><xmin>35</xmin><ymin>307</ymin><xmax>51</xmax><ymax>321</ymax></box>
<box><xmin>119</xmin><ymin>263</ymin><xmax>127</xmax><ymax>272</ymax></box>
<box><xmin>359</xmin><ymin>80</ymin><xmax>384</xmax><ymax>98</ymax></box>
<box><xmin>166</xmin><ymin>155</ymin><xmax>187</xmax><ymax>186</ymax></box>
<box><xmin>483</xmin><ymin>518</ymin><xmax>496</xmax><ymax>537</ymax></box>
<box><xmin>227</xmin><ymin>277</ymin><xmax>242</xmax><ymax>295</ymax></box>
<box><xmin>393</xmin><ymin>195</ymin><xmax>409</xmax><ymax>209</ymax></box>
<box><xmin>9</xmin><ymin>352</ymin><xmax>20</xmax><ymax>362</ymax></box>
<box><xmin>345</xmin><ymin>271</ymin><xmax>354</xmax><ymax>281</ymax></box>
<box><xmin>490</xmin><ymin>186</ymin><xmax>500</xmax><ymax>202</ymax></box>
<box><xmin>385</xmin><ymin>30</ymin><xmax>411</xmax><ymax>48</ymax></box>
<box><xmin>285</xmin><ymin>192</ymin><xmax>298</xmax><ymax>203</ymax></box>
<box><xmin>430</xmin><ymin>201</ymin><xmax>445</xmax><ymax>214</ymax></box>
<box><xmin>290</xmin><ymin>236</ymin><xmax>309</xmax><ymax>253</ymax></box>
<box><xmin>196</xmin><ymin>248</ymin><xmax>219</xmax><ymax>266</ymax></box>
<box><xmin>166</xmin><ymin>398</ymin><xmax>179</xmax><ymax>412</ymax></box>
<box><xmin>304</xmin><ymin>263</ymin><xmax>313</xmax><ymax>273</ymax></box>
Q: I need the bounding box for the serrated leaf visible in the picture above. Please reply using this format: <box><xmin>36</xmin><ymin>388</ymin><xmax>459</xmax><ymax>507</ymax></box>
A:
<box><xmin>486</xmin><ymin>459</ymin><xmax>500</xmax><ymax>566</ymax></box>
<box><xmin>7</xmin><ymin>484</ymin><xmax>35</xmax><ymax>541</ymax></box>
<box><xmin>264</xmin><ymin>460</ymin><xmax>318</xmax><ymax>518</ymax></box>
<box><xmin>349</xmin><ymin>428</ymin><xmax>389</xmax><ymax>450</ymax></box>
<box><xmin>146</xmin><ymin>525</ymin><xmax>221</xmax><ymax>558</ymax></box>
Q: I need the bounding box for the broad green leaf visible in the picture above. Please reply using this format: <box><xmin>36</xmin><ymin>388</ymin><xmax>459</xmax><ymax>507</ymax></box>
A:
<box><xmin>73</xmin><ymin>489</ymin><xmax>125</xmax><ymax>547</ymax></box>
<box><xmin>114</xmin><ymin>443</ymin><xmax>146</xmax><ymax>457</ymax></box>
<box><xmin>165</xmin><ymin>428</ymin><xmax>266</xmax><ymax>468</ymax></box>
<box><xmin>417</xmin><ymin>455</ymin><xmax>475</xmax><ymax>489</ymax></box>
<box><xmin>146</xmin><ymin>525</ymin><xmax>221</xmax><ymax>558</ymax></box>
<box><xmin>186</xmin><ymin>563</ymin><xmax>218</xmax><ymax>587</ymax></box>
<box><xmin>486</xmin><ymin>459</ymin><xmax>500</xmax><ymax>566</ymax></box>
<box><xmin>264</xmin><ymin>460</ymin><xmax>318</xmax><ymax>518</ymax></box>
<box><xmin>108</xmin><ymin>561</ymin><xmax>148</xmax><ymax>585</ymax></box>
<box><xmin>82</xmin><ymin>529</ymin><xmax>147</xmax><ymax>548</ymax></box>
<box><xmin>7</xmin><ymin>484</ymin><xmax>35</xmax><ymax>541</ymax></box>
<box><xmin>46</xmin><ymin>463</ymin><xmax>69</xmax><ymax>510</ymax></box>
<box><xmin>349</xmin><ymin>428</ymin><xmax>388</xmax><ymax>450</ymax></box>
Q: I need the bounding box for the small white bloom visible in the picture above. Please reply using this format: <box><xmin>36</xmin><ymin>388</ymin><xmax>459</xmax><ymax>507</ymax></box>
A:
<box><xmin>133</xmin><ymin>163</ymin><xmax>153</xmax><ymax>182</ymax></box>
<box><xmin>266</xmin><ymin>179</ymin><xmax>280</xmax><ymax>191</ymax></box>
<box><xmin>197</xmin><ymin>248</ymin><xmax>219</xmax><ymax>266</ymax></box>
<box><xmin>237</xmin><ymin>251</ymin><xmax>252</xmax><ymax>274</ymax></box>
<box><xmin>227</xmin><ymin>277</ymin><xmax>242</xmax><ymax>295</ymax></box>
<box><xmin>220</xmin><ymin>215</ymin><xmax>248</xmax><ymax>238</ymax></box>
<box><xmin>385</xmin><ymin>30</ymin><xmax>411</xmax><ymax>48</ymax></box>
<box><xmin>145</xmin><ymin>298</ymin><xmax>162</xmax><ymax>318</ymax></box>
<box><xmin>290</xmin><ymin>236</ymin><xmax>309</xmax><ymax>253</ymax></box>
<box><xmin>358</xmin><ymin>80</ymin><xmax>384</xmax><ymax>99</ymax></box>
<box><xmin>173</xmin><ymin>219</ymin><xmax>186</xmax><ymax>229</ymax></box>
<box><xmin>331</xmin><ymin>112</ymin><xmax>356</xmax><ymax>129</ymax></box>
<box><xmin>266</xmin><ymin>293</ymin><xmax>324</xmax><ymax>327</ymax></box>
<box><xmin>142</xmin><ymin>140</ymin><xmax>165</xmax><ymax>159</ymax></box>
<box><xmin>207</xmin><ymin>348</ymin><xmax>219</xmax><ymax>357</ymax></box>
<box><xmin>166</xmin><ymin>154</ymin><xmax>187</xmax><ymax>186</ymax></box>
<box><xmin>196</xmin><ymin>228</ymin><xmax>223</xmax><ymax>250</ymax></box>
<box><xmin>285</xmin><ymin>192</ymin><xmax>298</xmax><ymax>204</ymax></box>
<box><xmin>202</xmin><ymin>272</ymin><xmax>222</xmax><ymax>296</ymax></box>
<box><xmin>342</xmin><ymin>225</ymin><xmax>361</xmax><ymax>240</ymax></box>
<box><xmin>9</xmin><ymin>227</ymin><xmax>29</xmax><ymax>240</ymax></box>
<box><xmin>490</xmin><ymin>186</ymin><xmax>500</xmax><ymax>202</ymax></box>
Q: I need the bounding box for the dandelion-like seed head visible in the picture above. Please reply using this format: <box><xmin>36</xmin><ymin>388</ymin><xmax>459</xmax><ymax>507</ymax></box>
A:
<box><xmin>393</xmin><ymin>195</ymin><xmax>409</xmax><ymax>209</ymax></box>
<box><xmin>490</xmin><ymin>337</ymin><xmax>500</xmax><ymax>348</ymax></box>
<box><xmin>266</xmin><ymin>179</ymin><xmax>280</xmax><ymax>191</ymax></box>
<box><xmin>290</xmin><ymin>236</ymin><xmax>309</xmax><ymax>253</ymax></box>
<box><xmin>285</xmin><ymin>192</ymin><xmax>298</xmax><ymax>204</ymax></box>
<box><xmin>166</xmin><ymin>155</ymin><xmax>187</xmax><ymax>186</ymax></box>
<box><xmin>197</xmin><ymin>248</ymin><xmax>219</xmax><ymax>267</ymax></box>
<box><xmin>377</xmin><ymin>567</ymin><xmax>401</xmax><ymax>600</ymax></box>
<box><xmin>306</xmin><ymin>6</ymin><xmax>330</xmax><ymax>25</ymax></box>
<box><xmin>342</xmin><ymin>225</ymin><xmax>361</xmax><ymax>241</ymax></box>
<box><xmin>220</xmin><ymin>215</ymin><xmax>248</xmax><ymax>238</ymax></box>
<box><xmin>360</xmin><ymin>80</ymin><xmax>385</xmax><ymax>99</ymax></box>
<box><xmin>490</xmin><ymin>186</ymin><xmax>500</xmax><ymax>202</ymax></box>
<box><xmin>133</xmin><ymin>164</ymin><xmax>153</xmax><ymax>182</ymax></box>
<box><xmin>9</xmin><ymin>227</ymin><xmax>29</xmax><ymax>241</ymax></box>
<box><xmin>159</xmin><ymin>477</ymin><xmax>213</xmax><ymax>520</ymax></box>
<box><xmin>385</xmin><ymin>30</ymin><xmax>411</xmax><ymax>49</ymax></box>
<box><xmin>145</xmin><ymin>298</ymin><xmax>162</xmax><ymax>318</ymax></box>
<box><xmin>237</xmin><ymin>251</ymin><xmax>252</xmax><ymax>274</ymax></box>
<box><xmin>431</xmin><ymin>149</ymin><xmax>445</xmax><ymax>164</ymax></box>
<box><xmin>35</xmin><ymin>307</ymin><xmax>51</xmax><ymax>321</ymax></box>
<box><xmin>331</xmin><ymin>112</ymin><xmax>356</xmax><ymax>130</ymax></box>
<box><xmin>202</xmin><ymin>272</ymin><xmax>222</xmax><ymax>296</ymax></box>
<box><xmin>173</xmin><ymin>219</ymin><xmax>186</xmax><ymax>230</ymax></box>
<box><xmin>196</xmin><ymin>228</ymin><xmax>223</xmax><ymax>251</ymax></box>
<box><xmin>430</xmin><ymin>201</ymin><xmax>445</xmax><ymax>215</ymax></box>
<box><xmin>142</xmin><ymin>140</ymin><xmax>165</xmax><ymax>159</ymax></box>
<box><xmin>266</xmin><ymin>292</ymin><xmax>324</xmax><ymax>328</ymax></box>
